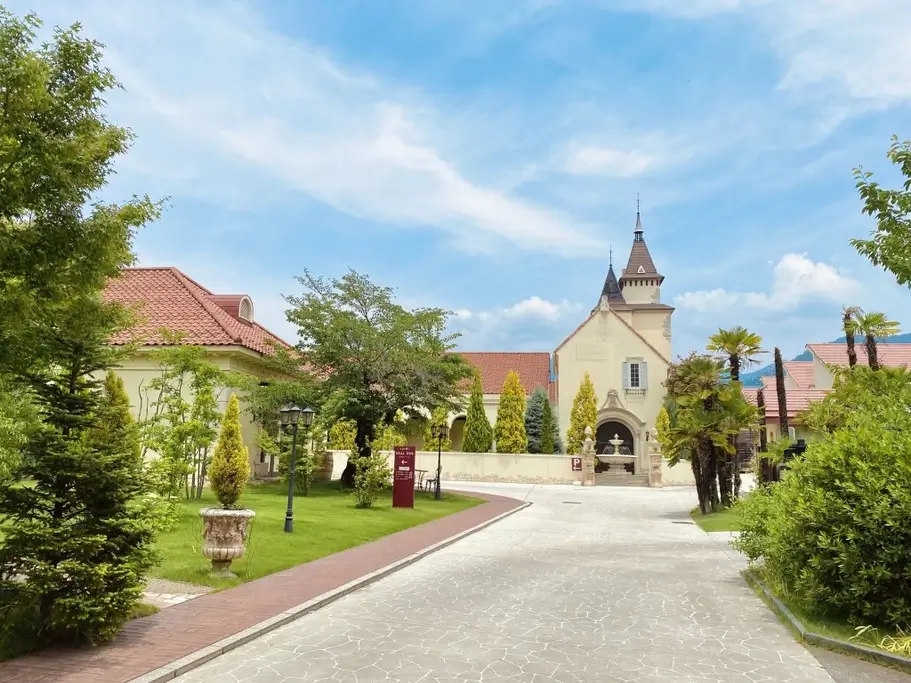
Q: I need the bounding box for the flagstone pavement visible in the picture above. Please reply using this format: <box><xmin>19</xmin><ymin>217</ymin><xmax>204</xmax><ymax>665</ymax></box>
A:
<box><xmin>170</xmin><ymin>482</ymin><xmax>880</xmax><ymax>683</ymax></box>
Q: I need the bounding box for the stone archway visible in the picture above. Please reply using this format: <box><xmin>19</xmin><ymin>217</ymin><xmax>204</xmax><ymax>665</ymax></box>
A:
<box><xmin>595</xmin><ymin>408</ymin><xmax>645</xmax><ymax>475</ymax></box>
<box><xmin>595</xmin><ymin>421</ymin><xmax>635</xmax><ymax>455</ymax></box>
<box><xmin>449</xmin><ymin>416</ymin><xmax>466</xmax><ymax>452</ymax></box>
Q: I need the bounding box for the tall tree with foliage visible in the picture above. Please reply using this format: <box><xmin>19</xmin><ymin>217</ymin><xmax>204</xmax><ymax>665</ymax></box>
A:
<box><xmin>138</xmin><ymin>340</ymin><xmax>225</xmax><ymax>501</ymax></box>
<box><xmin>707</xmin><ymin>326</ymin><xmax>764</xmax><ymax>499</ymax></box>
<box><xmin>0</xmin><ymin>377</ymin><xmax>36</xmax><ymax>483</ymax></box>
<box><xmin>664</xmin><ymin>353</ymin><xmax>754</xmax><ymax>513</ymax></box>
<box><xmin>286</xmin><ymin>270</ymin><xmax>472</xmax><ymax>488</ymax></box>
<box><xmin>655</xmin><ymin>405</ymin><xmax>671</xmax><ymax>454</ymax></box>
<box><xmin>0</xmin><ymin>301</ymin><xmax>158</xmax><ymax>657</ymax></box>
<box><xmin>851</xmin><ymin>136</ymin><xmax>911</xmax><ymax>287</ymax></box>
<box><xmin>524</xmin><ymin>387</ymin><xmax>548</xmax><ymax>453</ymax></box>
<box><xmin>540</xmin><ymin>397</ymin><xmax>555</xmax><ymax>455</ymax></box>
<box><xmin>842</xmin><ymin>305</ymin><xmax>863</xmax><ymax>368</ymax></box>
<box><xmin>849</xmin><ymin>310</ymin><xmax>900</xmax><ymax>371</ymax></box>
<box><xmin>773</xmin><ymin>348</ymin><xmax>789</xmax><ymax>438</ymax></box>
<box><xmin>0</xmin><ymin>9</ymin><xmax>160</xmax><ymax>379</ymax></box>
<box><xmin>495</xmin><ymin>371</ymin><xmax>528</xmax><ymax>453</ymax></box>
<box><xmin>0</xmin><ymin>8</ymin><xmax>161</xmax><ymax>657</ymax></box>
<box><xmin>423</xmin><ymin>407</ymin><xmax>451</xmax><ymax>452</ymax></box>
<box><xmin>566</xmin><ymin>373</ymin><xmax>597</xmax><ymax>455</ymax></box>
<box><xmin>462</xmin><ymin>371</ymin><xmax>493</xmax><ymax>453</ymax></box>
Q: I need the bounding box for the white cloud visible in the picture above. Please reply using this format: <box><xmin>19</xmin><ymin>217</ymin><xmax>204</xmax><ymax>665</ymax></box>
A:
<box><xmin>13</xmin><ymin>0</ymin><xmax>608</xmax><ymax>258</ymax></box>
<box><xmin>451</xmin><ymin>296</ymin><xmax>582</xmax><ymax>349</ymax></box>
<box><xmin>674</xmin><ymin>253</ymin><xmax>858</xmax><ymax>313</ymax></box>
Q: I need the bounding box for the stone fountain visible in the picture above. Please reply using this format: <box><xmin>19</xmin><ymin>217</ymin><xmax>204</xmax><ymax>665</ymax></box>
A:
<box><xmin>596</xmin><ymin>434</ymin><xmax>636</xmax><ymax>478</ymax></box>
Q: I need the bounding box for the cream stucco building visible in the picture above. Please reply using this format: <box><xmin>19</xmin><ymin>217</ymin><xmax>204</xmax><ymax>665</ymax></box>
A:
<box><xmin>452</xmin><ymin>212</ymin><xmax>676</xmax><ymax>481</ymax></box>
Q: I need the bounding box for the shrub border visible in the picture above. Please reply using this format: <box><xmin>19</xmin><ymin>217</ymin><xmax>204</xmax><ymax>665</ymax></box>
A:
<box><xmin>743</xmin><ymin>569</ymin><xmax>911</xmax><ymax>674</ymax></box>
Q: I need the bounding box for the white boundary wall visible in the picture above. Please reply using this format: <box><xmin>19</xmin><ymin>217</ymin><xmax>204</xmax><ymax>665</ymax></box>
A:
<box><xmin>329</xmin><ymin>450</ymin><xmax>696</xmax><ymax>487</ymax></box>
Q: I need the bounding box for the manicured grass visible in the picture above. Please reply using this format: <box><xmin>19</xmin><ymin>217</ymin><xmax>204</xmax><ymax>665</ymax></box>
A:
<box><xmin>150</xmin><ymin>481</ymin><xmax>482</xmax><ymax>588</ymax></box>
<box><xmin>129</xmin><ymin>603</ymin><xmax>160</xmax><ymax>620</ymax></box>
<box><xmin>690</xmin><ymin>506</ymin><xmax>741</xmax><ymax>532</ymax></box>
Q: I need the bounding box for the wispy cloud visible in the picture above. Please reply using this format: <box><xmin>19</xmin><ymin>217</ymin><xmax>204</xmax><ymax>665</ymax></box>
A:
<box><xmin>20</xmin><ymin>0</ymin><xmax>614</xmax><ymax>257</ymax></box>
<box><xmin>451</xmin><ymin>296</ymin><xmax>582</xmax><ymax>350</ymax></box>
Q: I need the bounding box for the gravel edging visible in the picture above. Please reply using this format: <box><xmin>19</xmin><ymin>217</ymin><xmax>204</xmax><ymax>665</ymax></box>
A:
<box><xmin>744</xmin><ymin>569</ymin><xmax>911</xmax><ymax>675</ymax></box>
<box><xmin>127</xmin><ymin>499</ymin><xmax>532</xmax><ymax>683</ymax></box>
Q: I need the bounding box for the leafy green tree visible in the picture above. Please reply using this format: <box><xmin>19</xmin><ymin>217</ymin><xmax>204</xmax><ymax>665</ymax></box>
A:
<box><xmin>849</xmin><ymin>310</ymin><xmax>901</xmax><ymax>371</ymax></box>
<box><xmin>540</xmin><ymin>397</ymin><xmax>555</xmax><ymax>455</ymax></box>
<box><xmin>286</xmin><ymin>270</ymin><xmax>472</xmax><ymax>488</ymax></box>
<box><xmin>139</xmin><ymin>339</ymin><xmax>225</xmax><ymax>501</ymax></box>
<box><xmin>524</xmin><ymin>387</ymin><xmax>548</xmax><ymax>453</ymax></box>
<box><xmin>208</xmin><ymin>394</ymin><xmax>250</xmax><ymax>509</ymax></box>
<box><xmin>0</xmin><ymin>377</ymin><xmax>36</xmax><ymax>483</ymax></box>
<box><xmin>655</xmin><ymin>405</ymin><xmax>671</xmax><ymax>454</ymax></box>
<box><xmin>423</xmin><ymin>407</ymin><xmax>451</xmax><ymax>451</ymax></box>
<box><xmin>566</xmin><ymin>372</ymin><xmax>597</xmax><ymax>455</ymax></box>
<box><xmin>0</xmin><ymin>299</ymin><xmax>158</xmax><ymax>657</ymax></box>
<box><xmin>0</xmin><ymin>8</ymin><xmax>161</xmax><ymax>379</ymax></box>
<box><xmin>495</xmin><ymin>371</ymin><xmax>527</xmax><ymax>453</ymax></box>
<box><xmin>462</xmin><ymin>371</ymin><xmax>492</xmax><ymax>453</ymax></box>
<box><xmin>851</xmin><ymin>136</ymin><xmax>911</xmax><ymax>287</ymax></box>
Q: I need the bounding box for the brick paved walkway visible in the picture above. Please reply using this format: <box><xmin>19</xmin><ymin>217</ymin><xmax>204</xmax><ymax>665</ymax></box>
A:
<box><xmin>0</xmin><ymin>491</ymin><xmax>523</xmax><ymax>683</ymax></box>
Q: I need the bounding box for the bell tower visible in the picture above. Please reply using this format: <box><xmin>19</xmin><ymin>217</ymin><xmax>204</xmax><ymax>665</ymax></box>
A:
<box><xmin>618</xmin><ymin>205</ymin><xmax>664</xmax><ymax>305</ymax></box>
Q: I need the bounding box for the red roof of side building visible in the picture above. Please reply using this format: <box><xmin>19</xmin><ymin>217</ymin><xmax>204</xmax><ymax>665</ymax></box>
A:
<box><xmin>762</xmin><ymin>388</ymin><xmax>830</xmax><ymax>419</ymax></box>
<box><xmin>457</xmin><ymin>352</ymin><xmax>553</xmax><ymax>398</ymax></box>
<box><xmin>742</xmin><ymin>387</ymin><xmax>759</xmax><ymax>406</ymax></box>
<box><xmin>103</xmin><ymin>267</ymin><xmax>292</xmax><ymax>356</ymax></box>
<box><xmin>783</xmin><ymin>361</ymin><xmax>815</xmax><ymax>389</ymax></box>
<box><xmin>807</xmin><ymin>342</ymin><xmax>911</xmax><ymax>368</ymax></box>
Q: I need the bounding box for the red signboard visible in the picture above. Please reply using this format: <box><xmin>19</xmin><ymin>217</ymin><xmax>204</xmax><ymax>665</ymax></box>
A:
<box><xmin>571</xmin><ymin>457</ymin><xmax>582</xmax><ymax>472</ymax></box>
<box><xmin>392</xmin><ymin>446</ymin><xmax>416</xmax><ymax>509</ymax></box>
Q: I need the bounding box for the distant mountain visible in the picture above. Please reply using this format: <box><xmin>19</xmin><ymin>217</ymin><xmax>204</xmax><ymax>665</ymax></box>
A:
<box><xmin>739</xmin><ymin>334</ymin><xmax>911</xmax><ymax>387</ymax></box>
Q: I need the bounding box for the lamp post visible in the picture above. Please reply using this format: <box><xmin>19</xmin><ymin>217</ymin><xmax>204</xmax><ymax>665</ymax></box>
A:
<box><xmin>433</xmin><ymin>422</ymin><xmax>447</xmax><ymax>501</ymax></box>
<box><xmin>279</xmin><ymin>404</ymin><xmax>315</xmax><ymax>533</ymax></box>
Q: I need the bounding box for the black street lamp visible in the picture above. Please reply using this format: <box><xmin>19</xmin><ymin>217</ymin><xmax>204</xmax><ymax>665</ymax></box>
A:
<box><xmin>279</xmin><ymin>404</ymin><xmax>315</xmax><ymax>533</ymax></box>
<box><xmin>433</xmin><ymin>422</ymin><xmax>447</xmax><ymax>501</ymax></box>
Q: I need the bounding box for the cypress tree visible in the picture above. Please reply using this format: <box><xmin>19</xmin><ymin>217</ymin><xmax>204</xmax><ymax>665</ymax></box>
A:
<box><xmin>524</xmin><ymin>387</ymin><xmax>548</xmax><ymax>453</ymax></box>
<box><xmin>551</xmin><ymin>406</ymin><xmax>564</xmax><ymax>454</ymax></box>
<box><xmin>208</xmin><ymin>394</ymin><xmax>250</xmax><ymax>509</ymax></box>
<box><xmin>495</xmin><ymin>371</ymin><xmax>528</xmax><ymax>453</ymax></box>
<box><xmin>540</xmin><ymin>397</ymin><xmax>555</xmax><ymax>454</ymax></box>
<box><xmin>567</xmin><ymin>372</ymin><xmax>597</xmax><ymax>454</ymax></box>
<box><xmin>462</xmin><ymin>372</ymin><xmax>492</xmax><ymax>453</ymax></box>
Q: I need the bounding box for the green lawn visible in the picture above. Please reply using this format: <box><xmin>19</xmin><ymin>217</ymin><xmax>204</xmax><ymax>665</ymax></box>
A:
<box><xmin>690</xmin><ymin>506</ymin><xmax>741</xmax><ymax>532</ymax></box>
<box><xmin>151</xmin><ymin>481</ymin><xmax>482</xmax><ymax>588</ymax></box>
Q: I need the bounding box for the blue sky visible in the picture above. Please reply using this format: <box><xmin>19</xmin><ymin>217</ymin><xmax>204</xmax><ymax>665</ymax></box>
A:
<box><xmin>12</xmin><ymin>0</ymin><xmax>911</xmax><ymax>360</ymax></box>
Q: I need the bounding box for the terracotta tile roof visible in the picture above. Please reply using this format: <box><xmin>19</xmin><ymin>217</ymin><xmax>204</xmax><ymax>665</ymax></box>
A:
<box><xmin>762</xmin><ymin>388</ymin><xmax>830</xmax><ymax>419</ymax></box>
<box><xmin>807</xmin><ymin>343</ymin><xmax>911</xmax><ymax>368</ymax></box>
<box><xmin>457</xmin><ymin>352</ymin><xmax>553</xmax><ymax>397</ymax></box>
<box><xmin>741</xmin><ymin>387</ymin><xmax>759</xmax><ymax>406</ymax></box>
<box><xmin>760</xmin><ymin>374</ymin><xmax>776</xmax><ymax>391</ymax></box>
<box><xmin>103</xmin><ymin>267</ymin><xmax>292</xmax><ymax>356</ymax></box>
<box><xmin>783</xmin><ymin>361</ymin><xmax>815</xmax><ymax>389</ymax></box>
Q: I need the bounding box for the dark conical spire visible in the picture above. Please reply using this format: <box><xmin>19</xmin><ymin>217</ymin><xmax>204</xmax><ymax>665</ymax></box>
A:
<box><xmin>600</xmin><ymin>258</ymin><xmax>625</xmax><ymax>303</ymax></box>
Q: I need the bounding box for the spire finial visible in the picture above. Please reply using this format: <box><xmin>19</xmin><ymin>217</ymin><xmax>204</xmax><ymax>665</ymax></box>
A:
<box><xmin>634</xmin><ymin>195</ymin><xmax>643</xmax><ymax>239</ymax></box>
<box><xmin>609</xmin><ymin>244</ymin><xmax>612</xmax><ymax>266</ymax></box>
<box><xmin>637</xmin><ymin>193</ymin><xmax>640</xmax><ymax>215</ymax></box>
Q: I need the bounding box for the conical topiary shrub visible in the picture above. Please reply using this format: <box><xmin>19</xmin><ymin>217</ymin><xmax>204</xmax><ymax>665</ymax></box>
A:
<box><xmin>495</xmin><ymin>371</ymin><xmax>527</xmax><ymax>454</ymax></box>
<box><xmin>201</xmin><ymin>393</ymin><xmax>255</xmax><ymax>576</ymax></box>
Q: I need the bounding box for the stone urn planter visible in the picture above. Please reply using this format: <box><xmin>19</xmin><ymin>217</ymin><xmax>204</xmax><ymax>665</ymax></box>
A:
<box><xmin>200</xmin><ymin>508</ymin><xmax>256</xmax><ymax>577</ymax></box>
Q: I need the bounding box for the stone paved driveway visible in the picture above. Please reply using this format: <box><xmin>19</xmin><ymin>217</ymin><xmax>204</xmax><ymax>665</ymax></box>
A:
<box><xmin>173</xmin><ymin>483</ymin><xmax>835</xmax><ymax>683</ymax></box>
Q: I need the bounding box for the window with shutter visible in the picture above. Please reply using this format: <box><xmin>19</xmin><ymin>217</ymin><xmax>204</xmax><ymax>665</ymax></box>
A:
<box><xmin>629</xmin><ymin>362</ymin><xmax>640</xmax><ymax>388</ymax></box>
<box><xmin>640</xmin><ymin>361</ymin><xmax>649</xmax><ymax>390</ymax></box>
<box><xmin>622</xmin><ymin>361</ymin><xmax>630</xmax><ymax>389</ymax></box>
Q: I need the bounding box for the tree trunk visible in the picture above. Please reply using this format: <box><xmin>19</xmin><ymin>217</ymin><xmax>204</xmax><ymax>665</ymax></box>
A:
<box><xmin>844</xmin><ymin>312</ymin><xmax>858</xmax><ymax>368</ymax></box>
<box><xmin>691</xmin><ymin>454</ymin><xmax>707</xmax><ymax>515</ymax></box>
<box><xmin>866</xmin><ymin>334</ymin><xmax>879</xmax><ymax>371</ymax></box>
<box><xmin>755</xmin><ymin>389</ymin><xmax>768</xmax><ymax>485</ymax></box>
<box><xmin>341</xmin><ymin>419</ymin><xmax>376</xmax><ymax>488</ymax></box>
<box><xmin>774</xmin><ymin>348</ymin><xmax>789</xmax><ymax>438</ymax></box>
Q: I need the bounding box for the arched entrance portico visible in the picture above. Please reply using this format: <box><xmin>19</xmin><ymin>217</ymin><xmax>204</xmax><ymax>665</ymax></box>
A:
<box><xmin>595</xmin><ymin>408</ymin><xmax>646</xmax><ymax>475</ymax></box>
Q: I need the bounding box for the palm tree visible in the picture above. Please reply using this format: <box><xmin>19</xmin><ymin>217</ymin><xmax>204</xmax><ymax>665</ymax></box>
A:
<box><xmin>842</xmin><ymin>306</ymin><xmax>864</xmax><ymax>368</ymax></box>
<box><xmin>707</xmin><ymin>326</ymin><xmax>765</xmax><ymax>382</ymax></box>
<box><xmin>706</xmin><ymin>327</ymin><xmax>764</xmax><ymax>500</ymax></box>
<box><xmin>852</xmin><ymin>311</ymin><xmax>901</xmax><ymax>371</ymax></box>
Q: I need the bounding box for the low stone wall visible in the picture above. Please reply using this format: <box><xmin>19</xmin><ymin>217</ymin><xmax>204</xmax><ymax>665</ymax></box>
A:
<box><xmin>329</xmin><ymin>449</ymin><xmax>698</xmax><ymax>487</ymax></box>
<box><xmin>330</xmin><ymin>450</ymin><xmax>577</xmax><ymax>485</ymax></box>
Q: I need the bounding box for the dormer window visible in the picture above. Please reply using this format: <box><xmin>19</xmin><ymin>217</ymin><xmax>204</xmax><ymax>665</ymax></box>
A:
<box><xmin>637</xmin><ymin>265</ymin><xmax>645</xmax><ymax>274</ymax></box>
<box><xmin>238</xmin><ymin>297</ymin><xmax>254</xmax><ymax>322</ymax></box>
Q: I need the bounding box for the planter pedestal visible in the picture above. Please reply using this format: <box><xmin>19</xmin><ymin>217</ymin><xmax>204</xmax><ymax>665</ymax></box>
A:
<box><xmin>200</xmin><ymin>508</ymin><xmax>256</xmax><ymax>577</ymax></box>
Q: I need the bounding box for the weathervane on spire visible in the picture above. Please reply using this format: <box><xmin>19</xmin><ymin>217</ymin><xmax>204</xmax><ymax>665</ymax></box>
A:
<box><xmin>636</xmin><ymin>193</ymin><xmax>640</xmax><ymax>216</ymax></box>
<box><xmin>609</xmin><ymin>244</ymin><xmax>612</xmax><ymax>266</ymax></box>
